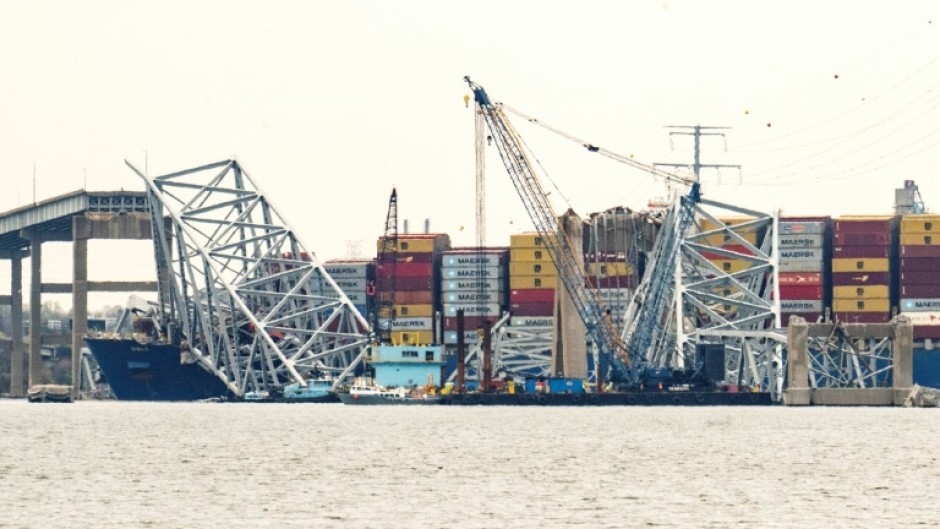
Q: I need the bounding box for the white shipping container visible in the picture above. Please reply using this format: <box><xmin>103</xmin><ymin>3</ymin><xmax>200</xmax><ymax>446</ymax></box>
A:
<box><xmin>324</xmin><ymin>263</ymin><xmax>372</xmax><ymax>279</ymax></box>
<box><xmin>899</xmin><ymin>311</ymin><xmax>940</xmax><ymax>325</ymax></box>
<box><xmin>444</xmin><ymin>330</ymin><xmax>482</xmax><ymax>344</ymax></box>
<box><xmin>779</xmin><ymin>248</ymin><xmax>824</xmax><ymax>261</ymax></box>
<box><xmin>444</xmin><ymin>291</ymin><xmax>504</xmax><ymax>304</ymax></box>
<box><xmin>901</xmin><ymin>299</ymin><xmax>940</xmax><ymax>312</ymax></box>
<box><xmin>779</xmin><ymin>260</ymin><xmax>824</xmax><ymax>273</ymax></box>
<box><xmin>333</xmin><ymin>278</ymin><xmax>367</xmax><ymax>292</ymax></box>
<box><xmin>443</xmin><ymin>253</ymin><xmax>504</xmax><ymax>268</ymax></box>
<box><xmin>509</xmin><ymin>316</ymin><xmax>554</xmax><ymax>327</ymax></box>
<box><xmin>441</xmin><ymin>279</ymin><xmax>503</xmax><ymax>292</ymax></box>
<box><xmin>444</xmin><ymin>304</ymin><xmax>502</xmax><ymax>317</ymax></box>
<box><xmin>443</xmin><ymin>266</ymin><xmax>504</xmax><ymax>279</ymax></box>
<box><xmin>778</xmin><ymin>234</ymin><xmax>824</xmax><ymax>248</ymax></box>
<box><xmin>781</xmin><ymin>299</ymin><xmax>823</xmax><ymax>312</ymax></box>
<box><xmin>378</xmin><ymin>317</ymin><xmax>434</xmax><ymax>331</ymax></box>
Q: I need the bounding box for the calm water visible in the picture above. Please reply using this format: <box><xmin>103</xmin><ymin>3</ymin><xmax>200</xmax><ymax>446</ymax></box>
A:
<box><xmin>1</xmin><ymin>400</ymin><xmax>938</xmax><ymax>528</ymax></box>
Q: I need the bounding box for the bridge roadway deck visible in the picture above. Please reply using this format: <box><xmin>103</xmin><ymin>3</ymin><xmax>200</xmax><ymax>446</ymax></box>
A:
<box><xmin>0</xmin><ymin>189</ymin><xmax>160</xmax><ymax>399</ymax></box>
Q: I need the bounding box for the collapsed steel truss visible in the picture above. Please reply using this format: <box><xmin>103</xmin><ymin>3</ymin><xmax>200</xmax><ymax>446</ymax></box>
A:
<box><xmin>129</xmin><ymin>159</ymin><xmax>371</xmax><ymax>397</ymax></box>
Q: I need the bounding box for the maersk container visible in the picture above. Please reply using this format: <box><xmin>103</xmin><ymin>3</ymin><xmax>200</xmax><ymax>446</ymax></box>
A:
<box><xmin>324</xmin><ymin>262</ymin><xmax>375</xmax><ymax>279</ymax></box>
<box><xmin>444</xmin><ymin>330</ymin><xmax>481</xmax><ymax>345</ymax></box>
<box><xmin>379</xmin><ymin>304</ymin><xmax>434</xmax><ymax>318</ymax></box>
<box><xmin>390</xmin><ymin>291</ymin><xmax>434</xmax><ymax>305</ymax></box>
<box><xmin>833</xmin><ymin>245</ymin><xmax>891</xmax><ymax>258</ymax></box>
<box><xmin>780</xmin><ymin>299</ymin><xmax>823</xmax><ymax>312</ymax></box>
<box><xmin>510</xmin><ymin>248</ymin><xmax>554</xmax><ymax>262</ymax></box>
<box><xmin>832</xmin><ymin>271</ymin><xmax>890</xmax><ymax>286</ymax></box>
<box><xmin>832</xmin><ymin>285</ymin><xmax>890</xmax><ymax>299</ymax></box>
<box><xmin>344</xmin><ymin>291</ymin><xmax>368</xmax><ymax>304</ymax></box>
<box><xmin>443</xmin><ymin>265</ymin><xmax>504</xmax><ymax>279</ymax></box>
<box><xmin>376</xmin><ymin>252</ymin><xmax>434</xmax><ymax>264</ymax></box>
<box><xmin>441</xmin><ymin>279</ymin><xmax>502</xmax><ymax>292</ymax></box>
<box><xmin>779</xmin><ymin>259</ymin><xmax>824</xmax><ymax>273</ymax></box>
<box><xmin>780</xmin><ymin>312</ymin><xmax>824</xmax><ymax>325</ymax></box>
<box><xmin>901</xmin><ymin>299</ymin><xmax>940</xmax><ymax>312</ymax></box>
<box><xmin>333</xmin><ymin>277</ymin><xmax>367</xmax><ymax>292</ymax></box>
<box><xmin>779</xmin><ymin>234</ymin><xmax>825</xmax><ymax>248</ymax></box>
<box><xmin>444</xmin><ymin>304</ymin><xmax>501</xmax><ymax>317</ymax></box>
<box><xmin>509</xmin><ymin>316</ymin><xmax>553</xmax><ymax>327</ymax></box>
<box><xmin>780</xmin><ymin>248</ymin><xmax>824</xmax><ymax>262</ymax></box>
<box><xmin>442</xmin><ymin>250</ymin><xmax>507</xmax><ymax>268</ymax></box>
<box><xmin>444</xmin><ymin>291</ymin><xmax>504</xmax><ymax>304</ymax></box>
<box><xmin>378</xmin><ymin>317</ymin><xmax>434</xmax><ymax>332</ymax></box>
<box><xmin>589</xmin><ymin>288</ymin><xmax>632</xmax><ymax>300</ymax></box>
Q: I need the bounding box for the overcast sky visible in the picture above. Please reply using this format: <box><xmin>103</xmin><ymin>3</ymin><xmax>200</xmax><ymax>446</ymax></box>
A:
<box><xmin>1</xmin><ymin>1</ymin><xmax>938</xmax><ymax>310</ymax></box>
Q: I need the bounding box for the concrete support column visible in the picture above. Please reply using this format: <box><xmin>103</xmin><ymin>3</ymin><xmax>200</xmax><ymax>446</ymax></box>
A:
<box><xmin>28</xmin><ymin>233</ymin><xmax>43</xmax><ymax>388</ymax></box>
<box><xmin>10</xmin><ymin>252</ymin><xmax>24</xmax><ymax>397</ymax></box>
<box><xmin>785</xmin><ymin>317</ymin><xmax>811</xmax><ymax>406</ymax></box>
<box><xmin>71</xmin><ymin>216</ymin><xmax>89</xmax><ymax>400</ymax></box>
<box><xmin>893</xmin><ymin>315</ymin><xmax>914</xmax><ymax>406</ymax></box>
<box><xmin>552</xmin><ymin>210</ymin><xmax>588</xmax><ymax>380</ymax></box>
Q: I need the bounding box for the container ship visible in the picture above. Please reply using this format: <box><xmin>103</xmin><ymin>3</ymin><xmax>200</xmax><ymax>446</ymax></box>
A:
<box><xmin>86</xmin><ymin>199</ymin><xmax>940</xmax><ymax>402</ymax></box>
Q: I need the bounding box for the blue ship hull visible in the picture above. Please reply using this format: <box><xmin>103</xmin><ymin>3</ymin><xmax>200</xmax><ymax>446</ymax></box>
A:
<box><xmin>86</xmin><ymin>338</ymin><xmax>231</xmax><ymax>401</ymax></box>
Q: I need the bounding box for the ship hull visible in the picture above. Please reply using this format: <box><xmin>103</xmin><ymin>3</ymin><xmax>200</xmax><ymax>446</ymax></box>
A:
<box><xmin>337</xmin><ymin>392</ymin><xmax>441</xmax><ymax>405</ymax></box>
<box><xmin>86</xmin><ymin>338</ymin><xmax>231</xmax><ymax>401</ymax></box>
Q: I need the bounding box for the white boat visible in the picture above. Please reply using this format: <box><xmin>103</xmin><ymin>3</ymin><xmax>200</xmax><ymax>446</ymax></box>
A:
<box><xmin>337</xmin><ymin>383</ymin><xmax>440</xmax><ymax>405</ymax></box>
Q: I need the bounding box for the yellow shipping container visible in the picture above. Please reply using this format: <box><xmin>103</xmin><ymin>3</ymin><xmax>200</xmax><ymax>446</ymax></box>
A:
<box><xmin>586</xmin><ymin>262</ymin><xmax>634</xmax><ymax>277</ymax></box>
<box><xmin>375</xmin><ymin>235</ymin><xmax>450</xmax><ymax>254</ymax></box>
<box><xmin>379</xmin><ymin>304</ymin><xmax>434</xmax><ymax>318</ymax></box>
<box><xmin>832</xmin><ymin>285</ymin><xmax>890</xmax><ymax>299</ymax></box>
<box><xmin>708</xmin><ymin>259</ymin><xmax>753</xmax><ymax>273</ymax></box>
<box><xmin>832</xmin><ymin>298</ymin><xmax>890</xmax><ymax>313</ymax></box>
<box><xmin>900</xmin><ymin>233</ymin><xmax>938</xmax><ymax>246</ymax></box>
<box><xmin>390</xmin><ymin>331</ymin><xmax>435</xmax><ymax>346</ymax></box>
<box><xmin>900</xmin><ymin>215</ymin><xmax>940</xmax><ymax>234</ymax></box>
<box><xmin>510</xmin><ymin>248</ymin><xmax>553</xmax><ymax>262</ymax></box>
<box><xmin>509</xmin><ymin>233</ymin><xmax>557</xmax><ymax>249</ymax></box>
<box><xmin>832</xmin><ymin>258</ymin><xmax>890</xmax><ymax>273</ymax></box>
<box><xmin>509</xmin><ymin>275</ymin><xmax>558</xmax><ymax>289</ymax></box>
<box><xmin>509</xmin><ymin>262</ymin><xmax>557</xmax><ymax>276</ymax></box>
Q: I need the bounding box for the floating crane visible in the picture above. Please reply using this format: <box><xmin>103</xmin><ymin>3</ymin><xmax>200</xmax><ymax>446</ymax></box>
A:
<box><xmin>465</xmin><ymin>76</ymin><xmax>634</xmax><ymax>385</ymax></box>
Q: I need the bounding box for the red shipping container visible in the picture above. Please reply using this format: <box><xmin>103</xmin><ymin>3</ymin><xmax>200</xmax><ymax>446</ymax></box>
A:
<box><xmin>833</xmin><ymin>233</ymin><xmax>890</xmax><ymax>246</ymax></box>
<box><xmin>376</xmin><ymin>262</ymin><xmax>434</xmax><ymax>279</ymax></box>
<box><xmin>443</xmin><ymin>315</ymin><xmax>491</xmax><ymax>331</ymax></box>
<box><xmin>392</xmin><ymin>291</ymin><xmax>434</xmax><ymax>305</ymax></box>
<box><xmin>779</xmin><ymin>272</ymin><xmax>823</xmax><ymax>286</ymax></box>
<box><xmin>900</xmin><ymin>257</ymin><xmax>940</xmax><ymax>272</ymax></box>
<box><xmin>902</xmin><ymin>285</ymin><xmax>940</xmax><ymax>298</ymax></box>
<box><xmin>780</xmin><ymin>312</ymin><xmax>824</xmax><ymax>325</ymax></box>
<box><xmin>832</xmin><ymin>245</ymin><xmax>890</xmax><ymax>258</ymax></box>
<box><xmin>831</xmin><ymin>272</ymin><xmax>890</xmax><ymax>286</ymax></box>
<box><xmin>511</xmin><ymin>301</ymin><xmax>555</xmax><ymax>316</ymax></box>
<box><xmin>833</xmin><ymin>219</ymin><xmax>893</xmax><ymax>234</ymax></box>
<box><xmin>376</xmin><ymin>276</ymin><xmax>434</xmax><ymax>291</ymax></box>
<box><xmin>914</xmin><ymin>326</ymin><xmax>940</xmax><ymax>339</ymax></box>
<box><xmin>779</xmin><ymin>285</ymin><xmax>823</xmax><ymax>299</ymax></box>
<box><xmin>510</xmin><ymin>288</ymin><xmax>556</xmax><ymax>303</ymax></box>
<box><xmin>588</xmin><ymin>276</ymin><xmax>636</xmax><ymax>289</ymax></box>
<box><xmin>901</xmin><ymin>245</ymin><xmax>940</xmax><ymax>258</ymax></box>
<box><xmin>900</xmin><ymin>271</ymin><xmax>939</xmax><ymax>286</ymax></box>
<box><xmin>832</xmin><ymin>312</ymin><xmax>891</xmax><ymax>324</ymax></box>
<box><xmin>377</xmin><ymin>252</ymin><xmax>434</xmax><ymax>264</ymax></box>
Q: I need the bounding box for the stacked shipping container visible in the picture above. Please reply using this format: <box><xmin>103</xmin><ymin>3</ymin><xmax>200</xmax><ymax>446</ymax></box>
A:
<box><xmin>831</xmin><ymin>216</ymin><xmax>898</xmax><ymax>324</ymax></box>
<box><xmin>509</xmin><ymin>233</ymin><xmax>557</xmax><ymax>326</ymax></box>
<box><xmin>899</xmin><ymin>214</ymin><xmax>940</xmax><ymax>339</ymax></box>
<box><xmin>323</xmin><ymin>260</ymin><xmax>375</xmax><ymax>319</ymax></box>
<box><xmin>778</xmin><ymin>218</ymin><xmax>830</xmax><ymax>325</ymax></box>
<box><xmin>441</xmin><ymin>248</ymin><xmax>509</xmax><ymax>345</ymax></box>
<box><xmin>376</xmin><ymin>234</ymin><xmax>451</xmax><ymax>345</ymax></box>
